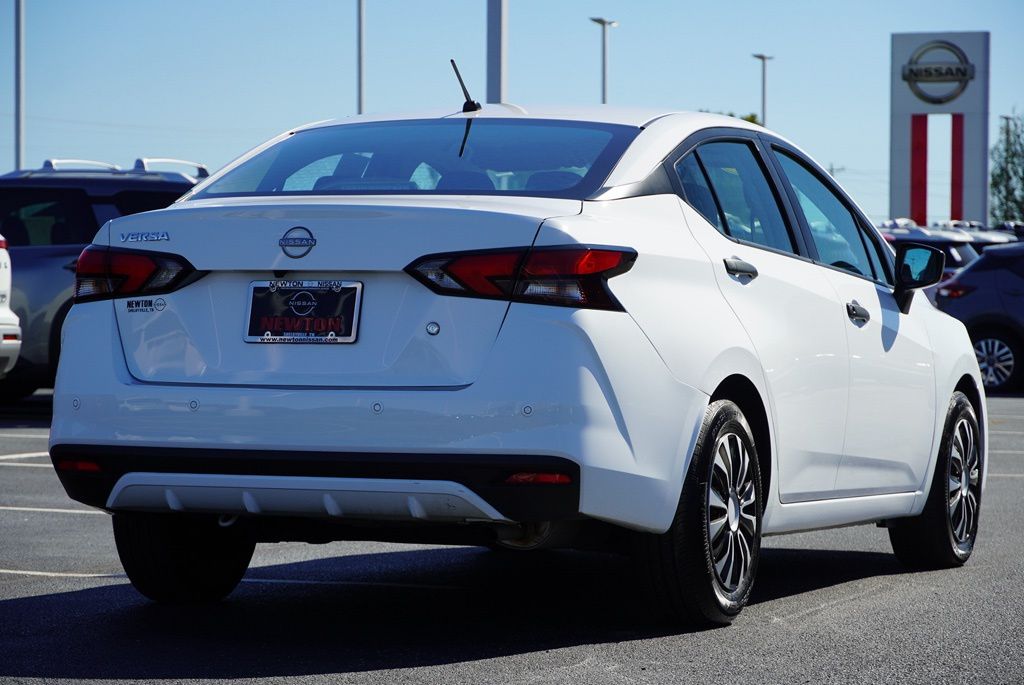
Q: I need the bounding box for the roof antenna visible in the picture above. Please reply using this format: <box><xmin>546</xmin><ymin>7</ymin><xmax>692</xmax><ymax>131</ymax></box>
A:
<box><xmin>450</xmin><ymin>59</ymin><xmax>482</xmax><ymax>113</ymax></box>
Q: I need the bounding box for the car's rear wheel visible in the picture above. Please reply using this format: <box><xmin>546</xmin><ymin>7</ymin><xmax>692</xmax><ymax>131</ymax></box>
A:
<box><xmin>639</xmin><ymin>400</ymin><xmax>762</xmax><ymax>626</ymax></box>
<box><xmin>889</xmin><ymin>391</ymin><xmax>982</xmax><ymax>569</ymax></box>
<box><xmin>972</xmin><ymin>329</ymin><xmax>1021</xmax><ymax>392</ymax></box>
<box><xmin>113</xmin><ymin>513</ymin><xmax>255</xmax><ymax>603</ymax></box>
<box><xmin>0</xmin><ymin>379</ymin><xmax>40</xmax><ymax>403</ymax></box>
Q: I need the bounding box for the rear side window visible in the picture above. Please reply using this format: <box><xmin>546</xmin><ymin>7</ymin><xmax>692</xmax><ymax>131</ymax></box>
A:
<box><xmin>675</xmin><ymin>154</ymin><xmax>724</xmax><ymax>232</ymax></box>
<box><xmin>193</xmin><ymin>119</ymin><xmax>639</xmax><ymax>200</ymax></box>
<box><xmin>679</xmin><ymin>141</ymin><xmax>796</xmax><ymax>254</ymax></box>
<box><xmin>0</xmin><ymin>188</ymin><xmax>98</xmax><ymax>246</ymax></box>
<box><xmin>945</xmin><ymin>242</ymin><xmax>979</xmax><ymax>268</ymax></box>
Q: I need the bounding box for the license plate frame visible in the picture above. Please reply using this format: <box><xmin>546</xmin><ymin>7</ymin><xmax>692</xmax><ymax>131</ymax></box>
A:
<box><xmin>244</xmin><ymin>279</ymin><xmax>363</xmax><ymax>344</ymax></box>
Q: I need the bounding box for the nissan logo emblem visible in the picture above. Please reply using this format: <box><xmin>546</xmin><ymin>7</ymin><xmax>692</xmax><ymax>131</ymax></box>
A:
<box><xmin>279</xmin><ymin>226</ymin><xmax>317</xmax><ymax>258</ymax></box>
<box><xmin>901</xmin><ymin>40</ymin><xmax>975</xmax><ymax>105</ymax></box>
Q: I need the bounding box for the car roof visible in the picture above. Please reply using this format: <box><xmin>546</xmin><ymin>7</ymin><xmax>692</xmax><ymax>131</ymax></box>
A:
<box><xmin>980</xmin><ymin>242</ymin><xmax>1024</xmax><ymax>257</ymax></box>
<box><xmin>297</xmin><ymin>104</ymin><xmax>727</xmax><ymax>130</ymax></box>
<box><xmin>0</xmin><ymin>173</ymin><xmax>193</xmax><ymax>194</ymax></box>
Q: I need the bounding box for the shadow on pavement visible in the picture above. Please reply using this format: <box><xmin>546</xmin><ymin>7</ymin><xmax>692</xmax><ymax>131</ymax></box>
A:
<box><xmin>0</xmin><ymin>545</ymin><xmax>907</xmax><ymax>679</ymax></box>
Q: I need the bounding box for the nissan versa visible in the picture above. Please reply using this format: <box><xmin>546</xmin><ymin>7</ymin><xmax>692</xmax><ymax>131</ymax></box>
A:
<box><xmin>50</xmin><ymin>107</ymin><xmax>986</xmax><ymax>626</ymax></box>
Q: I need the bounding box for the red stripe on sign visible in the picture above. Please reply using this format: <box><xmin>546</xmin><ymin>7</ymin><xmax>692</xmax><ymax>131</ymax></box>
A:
<box><xmin>951</xmin><ymin>113</ymin><xmax>964</xmax><ymax>221</ymax></box>
<box><xmin>911</xmin><ymin>114</ymin><xmax>928</xmax><ymax>227</ymax></box>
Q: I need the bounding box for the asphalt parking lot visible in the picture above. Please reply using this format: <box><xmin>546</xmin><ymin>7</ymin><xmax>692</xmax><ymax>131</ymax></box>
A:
<box><xmin>1</xmin><ymin>392</ymin><xmax>1022</xmax><ymax>684</ymax></box>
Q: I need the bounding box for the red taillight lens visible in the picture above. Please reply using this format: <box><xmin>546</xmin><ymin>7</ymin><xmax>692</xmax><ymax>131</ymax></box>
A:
<box><xmin>406</xmin><ymin>246</ymin><xmax>636</xmax><ymax>310</ymax></box>
<box><xmin>74</xmin><ymin>245</ymin><xmax>201</xmax><ymax>303</ymax></box>
<box><xmin>0</xmin><ymin>237</ymin><xmax>7</xmax><ymax>249</ymax></box>
<box><xmin>936</xmin><ymin>282</ymin><xmax>975</xmax><ymax>299</ymax></box>
<box><xmin>55</xmin><ymin>459</ymin><xmax>101</xmax><ymax>473</ymax></box>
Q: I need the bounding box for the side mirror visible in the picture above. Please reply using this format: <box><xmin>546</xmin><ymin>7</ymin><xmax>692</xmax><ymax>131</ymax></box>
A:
<box><xmin>894</xmin><ymin>243</ymin><xmax>945</xmax><ymax>314</ymax></box>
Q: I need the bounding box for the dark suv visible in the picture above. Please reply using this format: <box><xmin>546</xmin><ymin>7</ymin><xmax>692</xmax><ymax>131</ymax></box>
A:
<box><xmin>0</xmin><ymin>159</ymin><xmax>205</xmax><ymax>400</ymax></box>
<box><xmin>935</xmin><ymin>241</ymin><xmax>1024</xmax><ymax>392</ymax></box>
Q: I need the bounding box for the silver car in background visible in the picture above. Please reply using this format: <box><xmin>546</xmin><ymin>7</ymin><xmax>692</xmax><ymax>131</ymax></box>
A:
<box><xmin>0</xmin><ymin>159</ymin><xmax>203</xmax><ymax>400</ymax></box>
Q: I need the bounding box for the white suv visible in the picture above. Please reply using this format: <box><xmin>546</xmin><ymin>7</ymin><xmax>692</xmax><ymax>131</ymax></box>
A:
<box><xmin>51</xmin><ymin>108</ymin><xmax>986</xmax><ymax>625</ymax></box>
<box><xmin>0</xmin><ymin>233</ymin><xmax>21</xmax><ymax>377</ymax></box>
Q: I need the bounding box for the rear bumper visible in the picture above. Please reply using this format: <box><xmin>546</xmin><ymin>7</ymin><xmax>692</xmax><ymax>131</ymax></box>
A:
<box><xmin>50</xmin><ymin>444</ymin><xmax>579</xmax><ymax>523</ymax></box>
<box><xmin>0</xmin><ymin>322</ymin><xmax>21</xmax><ymax>376</ymax></box>
<box><xmin>51</xmin><ymin>300</ymin><xmax>709</xmax><ymax>533</ymax></box>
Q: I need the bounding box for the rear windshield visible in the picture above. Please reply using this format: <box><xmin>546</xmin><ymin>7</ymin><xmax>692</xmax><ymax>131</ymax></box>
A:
<box><xmin>193</xmin><ymin>118</ymin><xmax>640</xmax><ymax>201</ymax></box>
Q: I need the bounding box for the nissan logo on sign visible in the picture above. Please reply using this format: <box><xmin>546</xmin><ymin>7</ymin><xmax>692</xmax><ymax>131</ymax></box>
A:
<box><xmin>901</xmin><ymin>40</ymin><xmax>975</xmax><ymax>104</ymax></box>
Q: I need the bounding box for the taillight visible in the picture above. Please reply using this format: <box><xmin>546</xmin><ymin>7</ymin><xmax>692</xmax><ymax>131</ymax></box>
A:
<box><xmin>406</xmin><ymin>246</ymin><xmax>636</xmax><ymax>310</ymax></box>
<box><xmin>74</xmin><ymin>245</ymin><xmax>202</xmax><ymax>303</ymax></box>
<box><xmin>936</xmin><ymin>282</ymin><xmax>975</xmax><ymax>299</ymax></box>
<box><xmin>0</xmin><ymin>237</ymin><xmax>7</xmax><ymax>249</ymax></box>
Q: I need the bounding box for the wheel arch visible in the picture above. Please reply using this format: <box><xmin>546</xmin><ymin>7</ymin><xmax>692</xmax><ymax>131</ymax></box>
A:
<box><xmin>709</xmin><ymin>374</ymin><xmax>773</xmax><ymax>510</ymax></box>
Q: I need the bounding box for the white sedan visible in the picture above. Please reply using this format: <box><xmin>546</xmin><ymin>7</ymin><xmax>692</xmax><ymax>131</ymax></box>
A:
<box><xmin>50</xmin><ymin>107</ymin><xmax>985</xmax><ymax>625</ymax></box>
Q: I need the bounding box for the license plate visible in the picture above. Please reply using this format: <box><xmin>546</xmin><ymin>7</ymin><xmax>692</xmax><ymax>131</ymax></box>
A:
<box><xmin>245</xmin><ymin>280</ymin><xmax>362</xmax><ymax>344</ymax></box>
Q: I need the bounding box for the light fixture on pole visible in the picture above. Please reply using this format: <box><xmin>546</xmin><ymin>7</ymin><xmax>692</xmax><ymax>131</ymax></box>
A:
<box><xmin>752</xmin><ymin>53</ymin><xmax>773</xmax><ymax>126</ymax></box>
<box><xmin>590</xmin><ymin>17</ymin><xmax>618</xmax><ymax>105</ymax></box>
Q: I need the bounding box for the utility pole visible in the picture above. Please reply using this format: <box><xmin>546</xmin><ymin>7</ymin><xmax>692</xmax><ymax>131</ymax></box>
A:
<box><xmin>827</xmin><ymin>163</ymin><xmax>845</xmax><ymax>178</ymax></box>
<box><xmin>356</xmin><ymin>0</ymin><xmax>364</xmax><ymax>114</ymax></box>
<box><xmin>14</xmin><ymin>0</ymin><xmax>24</xmax><ymax>169</ymax></box>
<box><xmin>590</xmin><ymin>17</ymin><xmax>617</xmax><ymax>104</ymax></box>
<box><xmin>752</xmin><ymin>53</ymin><xmax>773</xmax><ymax>126</ymax></box>
<box><xmin>486</xmin><ymin>0</ymin><xmax>507</xmax><ymax>103</ymax></box>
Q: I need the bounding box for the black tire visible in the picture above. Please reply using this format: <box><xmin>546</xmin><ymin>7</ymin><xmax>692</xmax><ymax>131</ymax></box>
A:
<box><xmin>0</xmin><ymin>379</ymin><xmax>40</xmax><ymax>404</ymax></box>
<box><xmin>889</xmin><ymin>392</ymin><xmax>982</xmax><ymax>569</ymax></box>
<box><xmin>113</xmin><ymin>513</ymin><xmax>255</xmax><ymax>604</ymax></box>
<box><xmin>971</xmin><ymin>328</ymin><xmax>1022</xmax><ymax>393</ymax></box>
<box><xmin>638</xmin><ymin>400</ymin><xmax>763</xmax><ymax>626</ymax></box>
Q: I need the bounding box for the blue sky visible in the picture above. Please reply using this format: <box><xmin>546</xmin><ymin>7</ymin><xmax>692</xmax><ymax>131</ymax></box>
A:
<box><xmin>0</xmin><ymin>0</ymin><xmax>1021</xmax><ymax>222</ymax></box>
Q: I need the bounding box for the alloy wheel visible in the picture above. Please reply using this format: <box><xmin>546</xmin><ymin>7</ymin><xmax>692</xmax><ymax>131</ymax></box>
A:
<box><xmin>974</xmin><ymin>338</ymin><xmax>1014</xmax><ymax>388</ymax></box>
<box><xmin>707</xmin><ymin>432</ymin><xmax>758</xmax><ymax>593</ymax></box>
<box><xmin>948</xmin><ymin>417</ymin><xmax>981</xmax><ymax>547</ymax></box>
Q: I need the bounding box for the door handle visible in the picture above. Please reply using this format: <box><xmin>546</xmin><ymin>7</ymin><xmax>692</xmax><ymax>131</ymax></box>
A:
<box><xmin>724</xmin><ymin>257</ymin><xmax>758</xmax><ymax>280</ymax></box>
<box><xmin>846</xmin><ymin>301</ymin><xmax>871</xmax><ymax>323</ymax></box>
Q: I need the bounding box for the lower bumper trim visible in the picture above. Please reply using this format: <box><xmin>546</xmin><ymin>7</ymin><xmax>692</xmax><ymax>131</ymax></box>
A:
<box><xmin>107</xmin><ymin>473</ymin><xmax>512</xmax><ymax>523</ymax></box>
<box><xmin>50</xmin><ymin>444</ymin><xmax>581</xmax><ymax>523</ymax></box>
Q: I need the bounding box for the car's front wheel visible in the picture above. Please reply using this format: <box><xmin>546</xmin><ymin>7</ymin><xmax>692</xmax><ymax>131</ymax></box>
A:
<box><xmin>639</xmin><ymin>399</ymin><xmax>762</xmax><ymax>626</ymax></box>
<box><xmin>113</xmin><ymin>513</ymin><xmax>255</xmax><ymax>603</ymax></box>
<box><xmin>888</xmin><ymin>391</ymin><xmax>982</xmax><ymax>568</ymax></box>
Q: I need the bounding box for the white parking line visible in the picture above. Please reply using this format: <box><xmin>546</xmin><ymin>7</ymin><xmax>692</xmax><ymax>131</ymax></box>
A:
<box><xmin>0</xmin><ymin>433</ymin><xmax>49</xmax><ymax>439</ymax></box>
<box><xmin>0</xmin><ymin>505</ymin><xmax>105</xmax><ymax>515</ymax></box>
<box><xmin>0</xmin><ymin>568</ymin><xmax>119</xmax><ymax>579</ymax></box>
<box><xmin>0</xmin><ymin>452</ymin><xmax>48</xmax><ymax>460</ymax></box>
<box><xmin>0</xmin><ymin>462</ymin><xmax>50</xmax><ymax>468</ymax></box>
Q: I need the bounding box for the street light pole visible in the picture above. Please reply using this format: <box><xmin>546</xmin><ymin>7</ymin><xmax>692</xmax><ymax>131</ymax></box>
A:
<box><xmin>356</xmin><ymin>0</ymin><xmax>364</xmax><ymax>114</ymax></box>
<box><xmin>14</xmin><ymin>0</ymin><xmax>24</xmax><ymax>169</ymax></box>
<box><xmin>752</xmin><ymin>53</ymin><xmax>773</xmax><ymax>126</ymax></box>
<box><xmin>590</xmin><ymin>17</ymin><xmax>618</xmax><ymax>105</ymax></box>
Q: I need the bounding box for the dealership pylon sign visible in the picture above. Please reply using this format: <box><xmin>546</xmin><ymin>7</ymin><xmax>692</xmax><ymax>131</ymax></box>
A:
<box><xmin>890</xmin><ymin>32</ymin><xmax>990</xmax><ymax>225</ymax></box>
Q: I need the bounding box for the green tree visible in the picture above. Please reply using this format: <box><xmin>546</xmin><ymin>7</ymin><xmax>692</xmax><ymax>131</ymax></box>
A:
<box><xmin>991</xmin><ymin>113</ymin><xmax>1024</xmax><ymax>222</ymax></box>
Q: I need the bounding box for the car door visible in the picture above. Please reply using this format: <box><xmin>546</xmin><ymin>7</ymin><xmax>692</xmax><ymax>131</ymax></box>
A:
<box><xmin>671</xmin><ymin>133</ymin><xmax>850</xmax><ymax>503</ymax></box>
<box><xmin>768</xmin><ymin>144</ymin><xmax>937</xmax><ymax>496</ymax></box>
